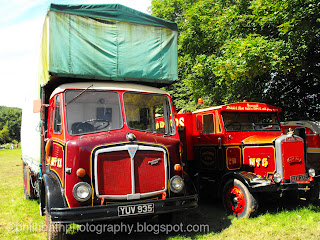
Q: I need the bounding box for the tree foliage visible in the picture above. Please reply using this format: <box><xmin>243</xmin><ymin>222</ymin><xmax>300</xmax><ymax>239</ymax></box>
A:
<box><xmin>152</xmin><ymin>0</ymin><xmax>320</xmax><ymax>120</ymax></box>
<box><xmin>0</xmin><ymin>106</ymin><xmax>22</xmax><ymax>144</ymax></box>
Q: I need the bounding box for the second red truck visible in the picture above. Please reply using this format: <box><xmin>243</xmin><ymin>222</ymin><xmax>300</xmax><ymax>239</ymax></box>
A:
<box><xmin>176</xmin><ymin>101</ymin><xmax>318</xmax><ymax>217</ymax></box>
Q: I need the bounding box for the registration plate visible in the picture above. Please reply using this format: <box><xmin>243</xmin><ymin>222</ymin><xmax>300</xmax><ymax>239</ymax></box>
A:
<box><xmin>290</xmin><ymin>174</ymin><xmax>309</xmax><ymax>183</ymax></box>
<box><xmin>118</xmin><ymin>203</ymin><xmax>154</xmax><ymax>217</ymax></box>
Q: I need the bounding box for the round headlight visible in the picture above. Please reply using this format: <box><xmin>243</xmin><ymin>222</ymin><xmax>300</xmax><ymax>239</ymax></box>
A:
<box><xmin>273</xmin><ymin>173</ymin><xmax>282</xmax><ymax>183</ymax></box>
<box><xmin>73</xmin><ymin>182</ymin><xmax>92</xmax><ymax>202</ymax></box>
<box><xmin>169</xmin><ymin>175</ymin><xmax>184</xmax><ymax>193</ymax></box>
<box><xmin>309</xmin><ymin>168</ymin><xmax>316</xmax><ymax>177</ymax></box>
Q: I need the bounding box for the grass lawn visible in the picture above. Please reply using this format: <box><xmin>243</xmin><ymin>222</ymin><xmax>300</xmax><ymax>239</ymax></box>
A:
<box><xmin>0</xmin><ymin>149</ymin><xmax>46</xmax><ymax>240</ymax></box>
<box><xmin>0</xmin><ymin>148</ymin><xmax>320</xmax><ymax>240</ymax></box>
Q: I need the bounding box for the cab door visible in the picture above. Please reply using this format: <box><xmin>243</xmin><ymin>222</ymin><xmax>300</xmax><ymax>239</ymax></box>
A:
<box><xmin>45</xmin><ymin>94</ymin><xmax>66</xmax><ymax>187</ymax></box>
<box><xmin>194</xmin><ymin>112</ymin><xmax>223</xmax><ymax>171</ymax></box>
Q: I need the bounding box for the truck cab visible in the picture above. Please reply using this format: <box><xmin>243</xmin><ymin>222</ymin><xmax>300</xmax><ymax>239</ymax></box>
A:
<box><xmin>21</xmin><ymin>5</ymin><xmax>198</xmax><ymax>238</ymax></box>
<box><xmin>27</xmin><ymin>82</ymin><xmax>196</xmax><ymax>237</ymax></box>
<box><xmin>177</xmin><ymin>101</ymin><xmax>317</xmax><ymax>218</ymax></box>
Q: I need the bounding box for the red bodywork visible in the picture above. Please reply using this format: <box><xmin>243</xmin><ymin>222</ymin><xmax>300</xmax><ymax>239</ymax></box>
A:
<box><xmin>176</xmin><ymin>102</ymin><xmax>312</xmax><ymax>188</ymax></box>
<box><xmin>45</xmin><ymin>87</ymin><xmax>182</xmax><ymax>208</ymax></box>
<box><xmin>281</xmin><ymin>121</ymin><xmax>320</xmax><ymax>173</ymax></box>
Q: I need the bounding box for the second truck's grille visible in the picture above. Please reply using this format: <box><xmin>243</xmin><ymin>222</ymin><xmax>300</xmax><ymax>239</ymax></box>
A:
<box><xmin>281</xmin><ymin>140</ymin><xmax>305</xmax><ymax>180</ymax></box>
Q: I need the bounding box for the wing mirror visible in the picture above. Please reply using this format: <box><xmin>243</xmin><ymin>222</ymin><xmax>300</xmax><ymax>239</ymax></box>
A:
<box><xmin>33</xmin><ymin>100</ymin><xmax>49</xmax><ymax>113</ymax></box>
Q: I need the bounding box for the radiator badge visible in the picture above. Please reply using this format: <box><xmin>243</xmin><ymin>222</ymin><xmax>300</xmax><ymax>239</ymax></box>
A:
<box><xmin>148</xmin><ymin>158</ymin><xmax>161</xmax><ymax>165</ymax></box>
<box><xmin>287</xmin><ymin>156</ymin><xmax>302</xmax><ymax>164</ymax></box>
<box><xmin>128</xmin><ymin>146</ymin><xmax>138</xmax><ymax>159</ymax></box>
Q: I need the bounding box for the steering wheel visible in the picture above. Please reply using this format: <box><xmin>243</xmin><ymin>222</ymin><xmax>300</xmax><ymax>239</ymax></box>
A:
<box><xmin>85</xmin><ymin>119</ymin><xmax>110</xmax><ymax>130</ymax></box>
<box><xmin>72</xmin><ymin>122</ymin><xmax>94</xmax><ymax>134</ymax></box>
<box><xmin>226</xmin><ymin>122</ymin><xmax>241</xmax><ymax>130</ymax></box>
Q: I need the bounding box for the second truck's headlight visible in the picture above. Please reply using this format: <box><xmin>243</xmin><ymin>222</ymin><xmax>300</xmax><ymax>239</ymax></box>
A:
<box><xmin>169</xmin><ymin>175</ymin><xmax>184</xmax><ymax>193</ymax></box>
<box><xmin>273</xmin><ymin>173</ymin><xmax>282</xmax><ymax>183</ymax></box>
<box><xmin>309</xmin><ymin>168</ymin><xmax>316</xmax><ymax>177</ymax></box>
<box><xmin>73</xmin><ymin>182</ymin><xmax>92</xmax><ymax>202</ymax></box>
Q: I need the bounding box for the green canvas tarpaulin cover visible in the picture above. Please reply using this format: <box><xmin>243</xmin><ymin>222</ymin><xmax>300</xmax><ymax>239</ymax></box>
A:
<box><xmin>39</xmin><ymin>4</ymin><xmax>178</xmax><ymax>87</ymax></box>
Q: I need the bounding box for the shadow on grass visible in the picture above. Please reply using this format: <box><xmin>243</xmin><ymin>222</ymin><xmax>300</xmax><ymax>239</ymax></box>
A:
<box><xmin>64</xmin><ymin>190</ymin><xmax>320</xmax><ymax>239</ymax></box>
<box><xmin>254</xmin><ymin>191</ymin><xmax>320</xmax><ymax>217</ymax></box>
<box><xmin>67</xmin><ymin>196</ymin><xmax>232</xmax><ymax>240</ymax></box>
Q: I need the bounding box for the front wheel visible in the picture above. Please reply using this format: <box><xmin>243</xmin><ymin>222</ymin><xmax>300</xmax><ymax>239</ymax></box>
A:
<box><xmin>45</xmin><ymin>190</ymin><xmax>67</xmax><ymax>240</ymax></box>
<box><xmin>46</xmin><ymin>211</ymin><xmax>67</xmax><ymax>240</ymax></box>
<box><xmin>222</xmin><ymin>179</ymin><xmax>258</xmax><ymax>218</ymax></box>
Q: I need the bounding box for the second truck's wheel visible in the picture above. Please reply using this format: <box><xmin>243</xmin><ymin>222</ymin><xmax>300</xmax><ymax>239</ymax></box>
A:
<box><xmin>222</xmin><ymin>179</ymin><xmax>258</xmax><ymax>218</ymax></box>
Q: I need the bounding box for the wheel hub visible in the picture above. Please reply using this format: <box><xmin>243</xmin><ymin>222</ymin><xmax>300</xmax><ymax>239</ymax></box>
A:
<box><xmin>226</xmin><ymin>186</ymin><xmax>245</xmax><ymax>215</ymax></box>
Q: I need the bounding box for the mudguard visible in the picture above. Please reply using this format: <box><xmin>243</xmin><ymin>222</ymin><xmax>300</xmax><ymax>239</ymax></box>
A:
<box><xmin>43</xmin><ymin>172</ymin><xmax>67</xmax><ymax>213</ymax></box>
<box><xmin>219</xmin><ymin>171</ymin><xmax>276</xmax><ymax>195</ymax></box>
<box><xmin>183</xmin><ymin>171</ymin><xmax>198</xmax><ymax>196</ymax></box>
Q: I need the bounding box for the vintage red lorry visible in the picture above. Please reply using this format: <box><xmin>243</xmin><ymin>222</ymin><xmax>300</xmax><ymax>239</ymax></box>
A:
<box><xmin>21</xmin><ymin>4</ymin><xmax>197</xmax><ymax>239</ymax></box>
<box><xmin>282</xmin><ymin>121</ymin><xmax>320</xmax><ymax>175</ymax></box>
<box><xmin>176</xmin><ymin>101</ymin><xmax>318</xmax><ymax>218</ymax></box>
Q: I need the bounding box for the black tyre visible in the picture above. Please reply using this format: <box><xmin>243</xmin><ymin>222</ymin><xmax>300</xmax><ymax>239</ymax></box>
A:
<box><xmin>46</xmin><ymin>211</ymin><xmax>67</xmax><ymax>240</ymax></box>
<box><xmin>45</xmin><ymin>190</ymin><xmax>67</xmax><ymax>240</ymax></box>
<box><xmin>222</xmin><ymin>179</ymin><xmax>258</xmax><ymax>218</ymax></box>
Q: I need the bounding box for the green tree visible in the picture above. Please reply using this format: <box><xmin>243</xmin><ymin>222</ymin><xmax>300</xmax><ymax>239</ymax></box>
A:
<box><xmin>0</xmin><ymin>125</ymin><xmax>11</xmax><ymax>144</ymax></box>
<box><xmin>0</xmin><ymin>107</ymin><xmax>22</xmax><ymax>143</ymax></box>
<box><xmin>152</xmin><ymin>0</ymin><xmax>320</xmax><ymax>120</ymax></box>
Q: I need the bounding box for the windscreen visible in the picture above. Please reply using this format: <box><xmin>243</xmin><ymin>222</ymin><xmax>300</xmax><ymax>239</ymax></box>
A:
<box><xmin>65</xmin><ymin>90</ymin><xmax>123</xmax><ymax>135</ymax></box>
<box><xmin>221</xmin><ymin>111</ymin><xmax>280</xmax><ymax>132</ymax></box>
<box><xmin>123</xmin><ymin>92</ymin><xmax>175</xmax><ymax>135</ymax></box>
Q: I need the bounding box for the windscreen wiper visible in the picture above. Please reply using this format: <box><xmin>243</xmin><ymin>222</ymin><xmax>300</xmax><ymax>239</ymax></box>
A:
<box><xmin>66</xmin><ymin>84</ymin><xmax>93</xmax><ymax>105</ymax></box>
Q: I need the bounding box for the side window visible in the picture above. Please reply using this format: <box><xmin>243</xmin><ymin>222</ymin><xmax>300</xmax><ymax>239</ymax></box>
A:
<box><xmin>53</xmin><ymin>95</ymin><xmax>62</xmax><ymax>134</ymax></box>
<box><xmin>46</xmin><ymin>102</ymin><xmax>54</xmax><ymax>138</ymax></box>
<box><xmin>196</xmin><ymin>114</ymin><xmax>203</xmax><ymax>133</ymax></box>
<box><xmin>203</xmin><ymin>114</ymin><xmax>214</xmax><ymax>134</ymax></box>
<box><xmin>215</xmin><ymin>112</ymin><xmax>222</xmax><ymax>133</ymax></box>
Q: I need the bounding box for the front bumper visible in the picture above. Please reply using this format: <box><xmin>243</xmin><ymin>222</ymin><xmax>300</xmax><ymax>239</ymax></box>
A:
<box><xmin>250</xmin><ymin>180</ymin><xmax>313</xmax><ymax>192</ymax></box>
<box><xmin>50</xmin><ymin>194</ymin><xmax>198</xmax><ymax>224</ymax></box>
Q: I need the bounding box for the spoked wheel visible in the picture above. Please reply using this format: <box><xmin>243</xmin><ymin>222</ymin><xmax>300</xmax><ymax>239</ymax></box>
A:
<box><xmin>223</xmin><ymin>179</ymin><xmax>258</xmax><ymax>218</ymax></box>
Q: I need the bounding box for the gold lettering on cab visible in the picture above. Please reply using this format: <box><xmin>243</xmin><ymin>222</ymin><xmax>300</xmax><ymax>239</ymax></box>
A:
<box><xmin>51</xmin><ymin>157</ymin><xmax>63</xmax><ymax>168</ymax></box>
<box><xmin>249</xmin><ymin>157</ymin><xmax>268</xmax><ymax>168</ymax></box>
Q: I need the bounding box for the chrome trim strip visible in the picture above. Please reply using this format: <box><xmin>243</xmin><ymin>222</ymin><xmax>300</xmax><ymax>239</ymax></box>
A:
<box><xmin>129</xmin><ymin>145</ymin><xmax>137</xmax><ymax>195</ymax></box>
<box><xmin>274</xmin><ymin>135</ymin><xmax>288</xmax><ymax>178</ymax></box>
<box><xmin>94</xmin><ymin>144</ymin><xmax>168</xmax><ymax>200</ymax></box>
